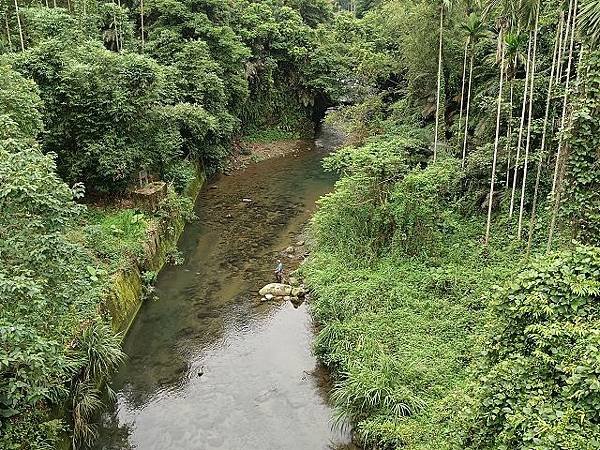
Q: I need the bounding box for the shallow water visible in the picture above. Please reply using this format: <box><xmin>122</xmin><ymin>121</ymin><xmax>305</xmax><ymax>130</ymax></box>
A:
<box><xmin>94</xmin><ymin>127</ymin><xmax>357</xmax><ymax>450</ymax></box>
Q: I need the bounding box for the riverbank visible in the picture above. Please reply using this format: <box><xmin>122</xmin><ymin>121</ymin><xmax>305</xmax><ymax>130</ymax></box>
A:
<box><xmin>302</xmin><ymin>214</ymin><xmax>524</xmax><ymax>448</ymax></box>
<box><xmin>100</xmin><ymin>167</ymin><xmax>206</xmax><ymax>336</ymax></box>
<box><xmin>228</xmin><ymin>136</ymin><xmax>315</xmax><ymax>172</ymax></box>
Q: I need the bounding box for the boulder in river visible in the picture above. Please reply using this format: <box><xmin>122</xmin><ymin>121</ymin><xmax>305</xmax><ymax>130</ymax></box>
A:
<box><xmin>291</xmin><ymin>286</ymin><xmax>306</xmax><ymax>297</ymax></box>
<box><xmin>285</xmin><ymin>246</ymin><xmax>295</xmax><ymax>254</ymax></box>
<box><xmin>259</xmin><ymin>283</ymin><xmax>292</xmax><ymax>297</ymax></box>
<box><xmin>265</xmin><ymin>294</ymin><xmax>274</xmax><ymax>301</ymax></box>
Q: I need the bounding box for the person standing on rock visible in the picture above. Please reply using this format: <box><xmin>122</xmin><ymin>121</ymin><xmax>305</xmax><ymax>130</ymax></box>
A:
<box><xmin>275</xmin><ymin>259</ymin><xmax>284</xmax><ymax>283</ymax></box>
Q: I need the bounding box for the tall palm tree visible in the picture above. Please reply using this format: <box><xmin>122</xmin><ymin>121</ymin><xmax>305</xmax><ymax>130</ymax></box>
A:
<box><xmin>13</xmin><ymin>0</ymin><xmax>23</xmax><ymax>51</ymax></box>
<box><xmin>554</xmin><ymin>5</ymin><xmax>567</xmax><ymax>86</ymax></box>
<box><xmin>503</xmin><ymin>31</ymin><xmax>528</xmax><ymax>185</ymax></box>
<box><xmin>4</xmin><ymin>10</ymin><xmax>13</xmax><ymax>51</ymax></box>
<box><xmin>434</xmin><ymin>0</ymin><xmax>454</xmax><ymax>162</ymax></box>
<box><xmin>458</xmin><ymin>38</ymin><xmax>469</xmax><ymax>152</ymax></box>
<box><xmin>517</xmin><ymin>1</ymin><xmax>541</xmax><ymax>239</ymax></box>
<box><xmin>578</xmin><ymin>0</ymin><xmax>600</xmax><ymax>47</ymax></box>
<box><xmin>548</xmin><ymin>0</ymin><xmax>579</xmax><ymax>251</ymax></box>
<box><xmin>508</xmin><ymin>36</ymin><xmax>532</xmax><ymax>218</ymax></box>
<box><xmin>140</xmin><ymin>0</ymin><xmax>145</xmax><ymax>51</ymax></box>
<box><xmin>527</xmin><ymin>16</ymin><xmax>562</xmax><ymax>254</ymax></box>
<box><xmin>551</xmin><ymin>0</ymin><xmax>578</xmax><ymax>198</ymax></box>
<box><xmin>460</xmin><ymin>12</ymin><xmax>487</xmax><ymax>167</ymax></box>
<box><xmin>556</xmin><ymin>0</ymin><xmax>575</xmax><ymax>86</ymax></box>
<box><xmin>485</xmin><ymin>24</ymin><xmax>506</xmax><ymax>245</ymax></box>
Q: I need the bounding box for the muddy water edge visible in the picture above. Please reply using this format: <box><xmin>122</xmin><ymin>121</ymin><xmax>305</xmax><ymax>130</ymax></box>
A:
<box><xmin>94</xmin><ymin>126</ymin><xmax>358</xmax><ymax>450</ymax></box>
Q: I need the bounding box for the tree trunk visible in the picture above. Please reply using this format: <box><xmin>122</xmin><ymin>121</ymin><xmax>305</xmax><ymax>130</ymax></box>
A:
<box><xmin>551</xmin><ymin>0</ymin><xmax>578</xmax><ymax>199</ymax></box>
<box><xmin>509</xmin><ymin>37</ymin><xmax>532</xmax><ymax>218</ymax></box>
<box><xmin>458</xmin><ymin>40</ymin><xmax>469</xmax><ymax>153</ymax></box>
<box><xmin>140</xmin><ymin>0</ymin><xmax>145</xmax><ymax>52</ymax></box>
<box><xmin>4</xmin><ymin>11</ymin><xmax>12</xmax><ymax>51</ymax></box>
<box><xmin>462</xmin><ymin>52</ymin><xmax>475</xmax><ymax>168</ymax></box>
<box><xmin>485</xmin><ymin>29</ymin><xmax>505</xmax><ymax>245</ymax></box>
<box><xmin>505</xmin><ymin>65</ymin><xmax>515</xmax><ymax>187</ymax></box>
<box><xmin>527</xmin><ymin>14</ymin><xmax>561</xmax><ymax>254</ymax></box>
<box><xmin>548</xmin><ymin>0</ymin><xmax>579</xmax><ymax>252</ymax></box>
<box><xmin>13</xmin><ymin>0</ymin><xmax>23</xmax><ymax>51</ymax></box>
<box><xmin>556</xmin><ymin>0</ymin><xmax>573</xmax><ymax>87</ymax></box>
<box><xmin>117</xmin><ymin>0</ymin><xmax>122</xmax><ymax>51</ymax></box>
<box><xmin>113</xmin><ymin>10</ymin><xmax>119</xmax><ymax>52</ymax></box>
<box><xmin>433</xmin><ymin>7</ymin><xmax>444</xmax><ymax>162</ymax></box>
<box><xmin>517</xmin><ymin>6</ymin><xmax>540</xmax><ymax>239</ymax></box>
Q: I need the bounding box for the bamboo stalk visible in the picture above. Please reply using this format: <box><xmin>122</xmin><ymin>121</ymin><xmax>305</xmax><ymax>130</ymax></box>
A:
<box><xmin>509</xmin><ymin>37</ymin><xmax>533</xmax><ymax>218</ymax></box>
<box><xmin>485</xmin><ymin>28</ymin><xmax>506</xmax><ymax>245</ymax></box>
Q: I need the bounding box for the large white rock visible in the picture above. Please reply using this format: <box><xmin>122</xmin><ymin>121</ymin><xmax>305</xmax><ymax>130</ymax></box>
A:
<box><xmin>259</xmin><ymin>283</ymin><xmax>292</xmax><ymax>297</ymax></box>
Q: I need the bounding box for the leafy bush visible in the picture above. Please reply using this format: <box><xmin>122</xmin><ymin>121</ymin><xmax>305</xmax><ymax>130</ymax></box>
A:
<box><xmin>83</xmin><ymin>208</ymin><xmax>149</xmax><ymax>267</ymax></box>
<box><xmin>466</xmin><ymin>245</ymin><xmax>600</xmax><ymax>449</ymax></box>
<box><xmin>164</xmin><ymin>159</ymin><xmax>198</xmax><ymax>194</ymax></box>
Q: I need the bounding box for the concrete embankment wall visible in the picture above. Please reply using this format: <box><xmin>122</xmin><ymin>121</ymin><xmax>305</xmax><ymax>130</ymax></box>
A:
<box><xmin>105</xmin><ymin>168</ymin><xmax>206</xmax><ymax>337</ymax></box>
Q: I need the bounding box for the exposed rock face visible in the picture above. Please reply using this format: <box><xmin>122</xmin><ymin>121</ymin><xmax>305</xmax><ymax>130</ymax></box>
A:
<box><xmin>259</xmin><ymin>283</ymin><xmax>292</xmax><ymax>297</ymax></box>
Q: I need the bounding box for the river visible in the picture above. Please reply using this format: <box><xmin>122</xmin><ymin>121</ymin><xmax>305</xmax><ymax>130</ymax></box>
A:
<box><xmin>94</xmin><ymin>126</ymin><xmax>357</xmax><ymax>450</ymax></box>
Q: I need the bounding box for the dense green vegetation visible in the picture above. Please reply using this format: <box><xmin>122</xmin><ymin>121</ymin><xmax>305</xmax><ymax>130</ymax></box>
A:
<box><xmin>301</xmin><ymin>0</ymin><xmax>600</xmax><ymax>448</ymax></box>
<box><xmin>2</xmin><ymin>0</ymin><xmax>600</xmax><ymax>447</ymax></box>
<box><xmin>0</xmin><ymin>0</ymin><xmax>340</xmax><ymax>447</ymax></box>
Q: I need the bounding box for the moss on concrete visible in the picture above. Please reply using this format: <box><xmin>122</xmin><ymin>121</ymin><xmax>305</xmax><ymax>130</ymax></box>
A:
<box><xmin>104</xmin><ymin>167</ymin><xmax>205</xmax><ymax>336</ymax></box>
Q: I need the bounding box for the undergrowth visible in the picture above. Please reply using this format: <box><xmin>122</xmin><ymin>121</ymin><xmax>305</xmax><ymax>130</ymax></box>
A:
<box><xmin>303</xmin><ymin>212</ymin><xmax>525</xmax><ymax>448</ymax></box>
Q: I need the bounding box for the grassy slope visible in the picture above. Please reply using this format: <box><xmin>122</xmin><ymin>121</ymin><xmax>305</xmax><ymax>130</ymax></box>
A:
<box><xmin>303</xmin><ymin>212</ymin><xmax>530</xmax><ymax>449</ymax></box>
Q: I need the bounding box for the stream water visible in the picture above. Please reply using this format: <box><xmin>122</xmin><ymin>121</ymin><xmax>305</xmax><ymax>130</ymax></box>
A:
<box><xmin>94</xmin><ymin>126</ymin><xmax>357</xmax><ymax>450</ymax></box>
